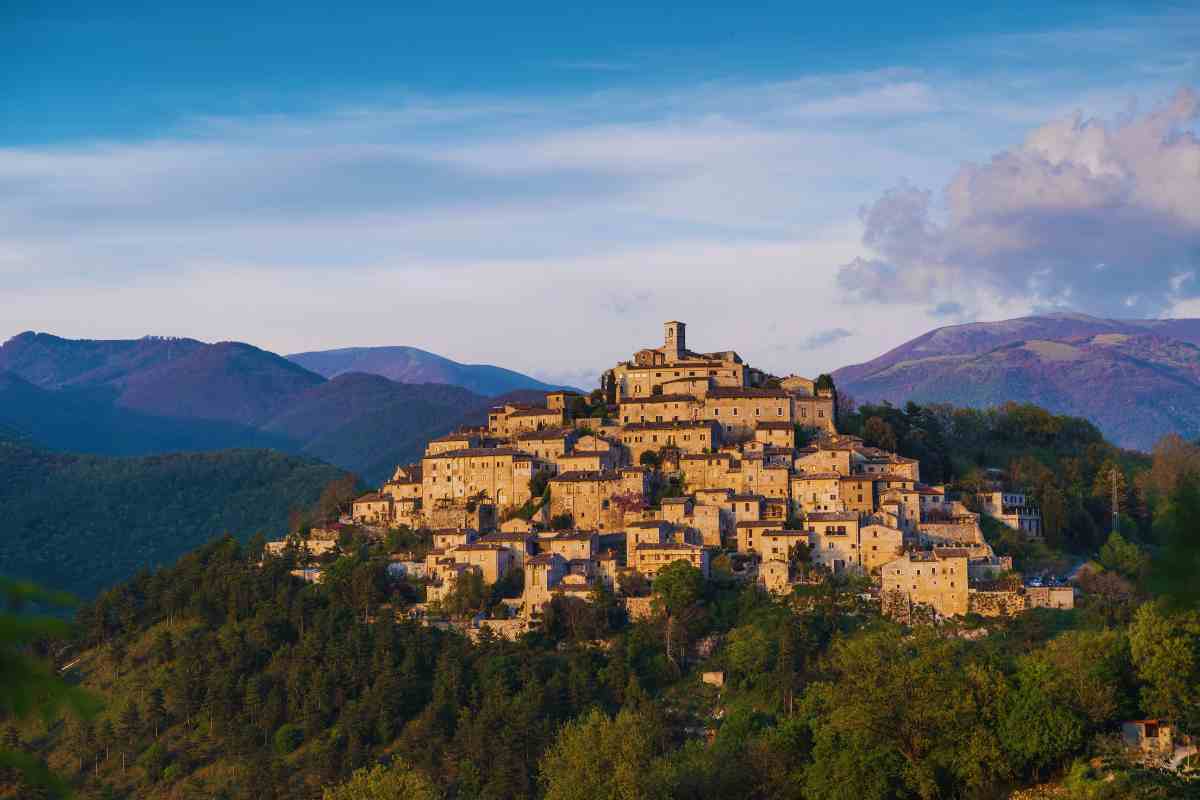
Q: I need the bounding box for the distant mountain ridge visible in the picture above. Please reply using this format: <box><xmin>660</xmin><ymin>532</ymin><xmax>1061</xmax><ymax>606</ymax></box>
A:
<box><xmin>286</xmin><ymin>345</ymin><xmax>562</xmax><ymax>396</ymax></box>
<box><xmin>833</xmin><ymin>313</ymin><xmax>1200</xmax><ymax>451</ymax></box>
<box><xmin>0</xmin><ymin>332</ymin><xmax>559</xmax><ymax>482</ymax></box>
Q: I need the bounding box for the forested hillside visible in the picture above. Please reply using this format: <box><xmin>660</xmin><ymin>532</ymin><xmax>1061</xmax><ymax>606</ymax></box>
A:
<box><xmin>9</xmin><ymin>504</ymin><xmax>1199</xmax><ymax>800</ymax></box>
<box><xmin>838</xmin><ymin>400</ymin><xmax>1149</xmax><ymax>557</ymax></box>
<box><xmin>3</xmin><ymin>402</ymin><xmax>1198</xmax><ymax>799</ymax></box>
<box><xmin>0</xmin><ymin>434</ymin><xmax>347</xmax><ymax>597</ymax></box>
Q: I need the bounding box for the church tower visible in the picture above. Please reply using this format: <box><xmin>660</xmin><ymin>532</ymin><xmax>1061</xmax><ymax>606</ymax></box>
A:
<box><xmin>663</xmin><ymin>320</ymin><xmax>686</xmax><ymax>362</ymax></box>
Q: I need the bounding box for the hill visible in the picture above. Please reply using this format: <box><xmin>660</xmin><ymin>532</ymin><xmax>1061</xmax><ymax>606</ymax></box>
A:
<box><xmin>0</xmin><ymin>332</ymin><xmax>324</xmax><ymax>427</ymax></box>
<box><xmin>286</xmin><ymin>344</ymin><xmax>564</xmax><ymax>396</ymax></box>
<box><xmin>0</xmin><ymin>432</ymin><xmax>346</xmax><ymax>597</ymax></box>
<box><xmin>0</xmin><ymin>333</ymin><xmax>520</xmax><ymax>482</ymax></box>
<box><xmin>833</xmin><ymin>313</ymin><xmax>1200</xmax><ymax>450</ymax></box>
<box><xmin>260</xmin><ymin>373</ymin><xmax>490</xmax><ymax>481</ymax></box>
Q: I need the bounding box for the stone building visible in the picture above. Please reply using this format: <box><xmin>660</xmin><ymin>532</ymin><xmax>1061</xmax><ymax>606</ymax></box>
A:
<box><xmin>619</xmin><ymin>420</ymin><xmax>719</xmax><ymax>464</ymax></box>
<box><xmin>352</xmin><ymin>492</ymin><xmax>392</xmax><ymax>525</ymax></box>
<box><xmin>631</xmin><ymin>541</ymin><xmax>712</xmax><ymax>578</ymax></box>
<box><xmin>421</xmin><ymin>448</ymin><xmax>541</xmax><ymax>511</ymax></box>
<box><xmin>881</xmin><ymin>550</ymin><xmax>970</xmax><ymax>617</ymax></box>
<box><xmin>547</xmin><ymin>468</ymin><xmax>648</xmax><ymax>531</ymax></box>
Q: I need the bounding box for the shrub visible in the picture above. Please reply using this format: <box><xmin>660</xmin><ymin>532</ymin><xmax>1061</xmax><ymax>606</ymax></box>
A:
<box><xmin>274</xmin><ymin>723</ymin><xmax>304</xmax><ymax>755</ymax></box>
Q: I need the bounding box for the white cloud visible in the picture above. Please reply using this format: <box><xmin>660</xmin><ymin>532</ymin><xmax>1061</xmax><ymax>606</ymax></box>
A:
<box><xmin>838</xmin><ymin>89</ymin><xmax>1200</xmax><ymax>317</ymax></box>
<box><xmin>3</xmin><ymin>21</ymin><xmax>1197</xmax><ymax>378</ymax></box>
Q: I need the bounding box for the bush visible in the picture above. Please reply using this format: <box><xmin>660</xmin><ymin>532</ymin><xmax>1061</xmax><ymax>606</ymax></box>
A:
<box><xmin>274</xmin><ymin>723</ymin><xmax>304</xmax><ymax>755</ymax></box>
<box><xmin>639</xmin><ymin>451</ymin><xmax>661</xmax><ymax>468</ymax></box>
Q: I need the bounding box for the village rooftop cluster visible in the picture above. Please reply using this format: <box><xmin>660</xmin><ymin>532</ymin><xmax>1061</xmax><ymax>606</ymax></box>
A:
<box><xmin>266</xmin><ymin>321</ymin><xmax>1072</xmax><ymax>637</ymax></box>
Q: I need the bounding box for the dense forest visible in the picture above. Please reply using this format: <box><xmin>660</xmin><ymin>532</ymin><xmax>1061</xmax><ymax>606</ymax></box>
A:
<box><xmin>837</xmin><ymin>400</ymin><xmax>1160</xmax><ymax>560</ymax></box>
<box><xmin>1</xmin><ymin>402</ymin><xmax>1198</xmax><ymax>799</ymax></box>
<box><xmin>0</xmin><ymin>433</ymin><xmax>348</xmax><ymax>597</ymax></box>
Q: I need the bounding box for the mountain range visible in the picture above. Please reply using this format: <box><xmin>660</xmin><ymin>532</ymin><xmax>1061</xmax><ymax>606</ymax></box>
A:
<box><xmin>0</xmin><ymin>332</ymin><xmax>558</xmax><ymax>482</ymax></box>
<box><xmin>833</xmin><ymin>312</ymin><xmax>1200</xmax><ymax>451</ymax></box>
<box><xmin>287</xmin><ymin>345</ymin><xmax>562</xmax><ymax>396</ymax></box>
<box><xmin>5</xmin><ymin>313</ymin><xmax>1200</xmax><ymax>477</ymax></box>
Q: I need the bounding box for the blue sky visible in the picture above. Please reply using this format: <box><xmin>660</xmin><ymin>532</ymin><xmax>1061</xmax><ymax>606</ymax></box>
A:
<box><xmin>4</xmin><ymin>1</ymin><xmax>1199</xmax><ymax>385</ymax></box>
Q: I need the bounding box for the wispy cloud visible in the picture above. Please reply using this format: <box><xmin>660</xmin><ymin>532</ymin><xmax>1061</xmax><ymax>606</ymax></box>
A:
<box><xmin>799</xmin><ymin>328</ymin><xmax>853</xmax><ymax>350</ymax></box>
<box><xmin>3</xmin><ymin>11</ymin><xmax>1196</xmax><ymax>376</ymax></box>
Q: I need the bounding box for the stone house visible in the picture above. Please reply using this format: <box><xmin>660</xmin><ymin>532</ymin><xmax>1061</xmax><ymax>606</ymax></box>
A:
<box><xmin>542</xmin><ymin>530</ymin><xmax>599</xmax><ymax>561</ymax></box>
<box><xmin>479</xmin><ymin>531</ymin><xmax>537</xmax><ymax>569</ymax></box>
<box><xmin>632</xmin><ymin>541</ymin><xmax>712</xmax><ymax>578</ymax></box>
<box><xmin>422</xmin><ymin>448</ymin><xmax>540</xmax><ymax>511</ymax></box>
<box><xmin>425</xmin><ymin>431</ymin><xmax>483</xmax><ymax>456</ymax></box>
<box><xmin>548</xmin><ymin>468</ymin><xmax>648</xmax><ymax>531</ymax></box>
<box><xmin>352</xmin><ymin>492</ymin><xmax>392</xmax><ymax>525</ymax></box>
<box><xmin>450</xmin><ymin>543</ymin><xmax>515</xmax><ymax>584</ymax></box>
<box><xmin>432</xmin><ymin>528</ymin><xmax>478</xmax><ymax>550</ymax></box>
<box><xmin>754</xmin><ymin>420</ymin><xmax>794</xmax><ymax>448</ymax></box>
<box><xmin>858</xmin><ymin>523</ymin><xmax>905</xmax><ymax>572</ymax></box>
<box><xmin>758</xmin><ymin>529</ymin><xmax>809</xmax><ymax>563</ymax></box>
<box><xmin>702</xmin><ymin>386</ymin><xmax>793</xmax><ymax>441</ymax></box>
<box><xmin>619</xmin><ymin>420</ymin><xmax>719</xmax><ymax>463</ymax></box>
<box><xmin>805</xmin><ymin>512</ymin><xmax>863</xmax><ymax>574</ymax></box>
<box><xmin>735</xmin><ymin>519</ymin><xmax>785</xmax><ymax>554</ymax></box>
<box><xmin>790</xmin><ymin>473</ymin><xmax>842</xmax><ymax>514</ymax></box>
<box><xmin>881</xmin><ymin>550</ymin><xmax>969</xmax><ymax>617</ymax></box>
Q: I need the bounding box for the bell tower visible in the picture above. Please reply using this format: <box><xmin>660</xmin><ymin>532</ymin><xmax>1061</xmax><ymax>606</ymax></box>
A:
<box><xmin>663</xmin><ymin>320</ymin><xmax>686</xmax><ymax>362</ymax></box>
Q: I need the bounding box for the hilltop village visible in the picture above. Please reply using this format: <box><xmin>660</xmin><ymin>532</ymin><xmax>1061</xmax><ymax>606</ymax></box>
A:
<box><xmin>269</xmin><ymin>321</ymin><xmax>1072</xmax><ymax>636</ymax></box>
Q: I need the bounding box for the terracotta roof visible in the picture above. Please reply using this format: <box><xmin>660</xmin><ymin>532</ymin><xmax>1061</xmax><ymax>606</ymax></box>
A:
<box><xmin>661</xmin><ymin>497</ymin><xmax>692</xmax><ymax>504</ymax></box>
<box><xmin>736</xmin><ymin>520</ymin><xmax>784</xmax><ymax>528</ymax></box>
<box><xmin>933</xmin><ymin>547</ymin><xmax>973</xmax><ymax>559</ymax></box>
<box><xmin>706</xmin><ymin>386</ymin><xmax>790</xmax><ymax>399</ymax></box>
<box><xmin>634</xmin><ymin>542</ymin><xmax>705</xmax><ymax>551</ymax></box>
<box><xmin>430</xmin><ymin>431</ymin><xmax>479</xmax><ymax>443</ymax></box>
<box><xmin>621</xmin><ymin>421</ymin><xmax>715</xmax><ymax>431</ymax></box>
<box><xmin>550</xmin><ymin>531</ymin><xmax>598</xmax><ymax>541</ymax></box>
<box><xmin>453</xmin><ymin>543</ymin><xmax>507</xmax><ymax>553</ymax></box>
<box><xmin>550</xmin><ymin>470</ymin><xmax>619</xmax><ymax>483</ymax></box>
<box><xmin>625</xmin><ymin>520</ymin><xmax>668</xmax><ymax>528</ymax></box>
<box><xmin>424</xmin><ymin>448</ymin><xmax>532</xmax><ymax>460</ymax></box>
<box><xmin>508</xmin><ymin>407</ymin><xmax>563</xmax><ymax>418</ymax></box>
<box><xmin>620</xmin><ymin>394</ymin><xmax>700</xmax><ymax>405</ymax></box>
<box><xmin>515</xmin><ymin>428</ymin><xmax>572</xmax><ymax>441</ymax></box>
<box><xmin>804</xmin><ymin>512</ymin><xmax>859</xmax><ymax>522</ymax></box>
<box><xmin>755</xmin><ymin>421</ymin><xmax>793</xmax><ymax>430</ymax></box>
<box><xmin>680</xmin><ymin>453</ymin><xmax>733</xmax><ymax>461</ymax></box>
<box><xmin>480</xmin><ymin>533</ymin><xmax>534</xmax><ymax>543</ymax></box>
<box><xmin>354</xmin><ymin>492</ymin><xmax>386</xmax><ymax>503</ymax></box>
<box><xmin>792</xmin><ymin>472</ymin><xmax>842</xmax><ymax>480</ymax></box>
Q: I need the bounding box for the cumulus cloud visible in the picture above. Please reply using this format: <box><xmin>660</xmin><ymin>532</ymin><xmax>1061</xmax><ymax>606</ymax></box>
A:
<box><xmin>837</xmin><ymin>89</ymin><xmax>1200</xmax><ymax>317</ymax></box>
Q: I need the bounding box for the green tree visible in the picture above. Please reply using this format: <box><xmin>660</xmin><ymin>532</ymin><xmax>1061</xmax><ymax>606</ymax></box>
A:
<box><xmin>323</xmin><ymin>760</ymin><xmax>442</xmax><ymax>800</ymax></box>
<box><xmin>146</xmin><ymin>687</ymin><xmax>168</xmax><ymax>739</ymax></box>
<box><xmin>1000</xmin><ymin>660</ymin><xmax>1086</xmax><ymax>777</ymax></box>
<box><xmin>1128</xmin><ymin>602</ymin><xmax>1200</xmax><ymax>734</ymax></box>
<box><xmin>1147</xmin><ymin>474</ymin><xmax>1200</xmax><ymax>610</ymax></box>
<box><xmin>651</xmin><ymin>561</ymin><xmax>705</xmax><ymax>672</ymax></box>
<box><xmin>540</xmin><ymin>707</ymin><xmax>664</xmax><ymax>800</ymax></box>
<box><xmin>1098</xmin><ymin>532</ymin><xmax>1149</xmax><ymax>580</ymax></box>
<box><xmin>862</xmin><ymin>417</ymin><xmax>897</xmax><ymax>452</ymax></box>
<box><xmin>0</xmin><ymin>579</ymin><xmax>100</xmax><ymax>796</ymax></box>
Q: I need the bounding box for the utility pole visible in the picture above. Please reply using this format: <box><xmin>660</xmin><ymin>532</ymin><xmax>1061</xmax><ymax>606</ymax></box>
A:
<box><xmin>1109</xmin><ymin>466</ymin><xmax>1122</xmax><ymax>534</ymax></box>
